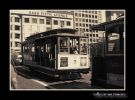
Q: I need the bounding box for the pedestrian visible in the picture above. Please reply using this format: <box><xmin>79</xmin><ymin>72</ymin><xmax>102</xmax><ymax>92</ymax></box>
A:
<box><xmin>10</xmin><ymin>60</ymin><xmax>18</xmax><ymax>89</ymax></box>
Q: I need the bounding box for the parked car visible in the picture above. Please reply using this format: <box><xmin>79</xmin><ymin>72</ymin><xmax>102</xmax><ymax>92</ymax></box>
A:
<box><xmin>12</xmin><ymin>52</ymin><xmax>22</xmax><ymax>66</ymax></box>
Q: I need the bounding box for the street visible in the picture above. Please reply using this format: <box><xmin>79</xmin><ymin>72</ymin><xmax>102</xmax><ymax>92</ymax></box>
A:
<box><xmin>11</xmin><ymin>65</ymin><xmax>96</xmax><ymax>90</ymax></box>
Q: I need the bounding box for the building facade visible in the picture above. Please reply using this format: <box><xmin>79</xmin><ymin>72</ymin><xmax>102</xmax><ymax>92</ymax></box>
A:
<box><xmin>106</xmin><ymin>10</ymin><xmax>124</xmax><ymax>21</ymax></box>
<box><xmin>73</xmin><ymin>10</ymin><xmax>106</xmax><ymax>46</ymax></box>
<box><xmin>10</xmin><ymin>10</ymin><xmax>74</xmax><ymax>52</ymax></box>
<box><xmin>47</xmin><ymin>10</ymin><xmax>106</xmax><ymax>45</ymax></box>
<box><xmin>104</xmin><ymin>10</ymin><xmax>125</xmax><ymax>41</ymax></box>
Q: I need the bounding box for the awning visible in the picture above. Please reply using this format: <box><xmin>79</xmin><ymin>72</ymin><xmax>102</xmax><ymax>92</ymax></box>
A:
<box><xmin>90</xmin><ymin>17</ymin><xmax>124</xmax><ymax>31</ymax></box>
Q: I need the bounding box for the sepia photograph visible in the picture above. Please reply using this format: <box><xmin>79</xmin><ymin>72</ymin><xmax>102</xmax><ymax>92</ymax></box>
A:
<box><xmin>9</xmin><ymin>9</ymin><xmax>125</xmax><ymax>91</ymax></box>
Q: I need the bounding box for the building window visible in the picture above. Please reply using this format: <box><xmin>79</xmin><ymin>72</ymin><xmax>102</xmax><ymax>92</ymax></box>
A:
<box><xmin>89</xmin><ymin>19</ymin><xmax>91</xmax><ymax>23</ymax></box>
<box><xmin>89</xmin><ymin>15</ymin><xmax>91</xmax><ymax>18</ymax></box>
<box><xmin>95</xmin><ymin>11</ymin><xmax>97</xmax><ymax>14</ymax></box>
<box><xmin>93</xmin><ymin>34</ymin><xmax>95</xmax><ymax>37</ymax></box>
<box><xmin>86</xmin><ymin>29</ymin><xmax>89</xmax><ymax>32</ymax></box>
<box><xmin>80</xmin><ymin>28</ymin><xmax>82</xmax><ymax>31</ymax></box>
<box><xmin>10</xmin><ymin>17</ymin><xmax>12</xmax><ymax>22</ymax></box>
<box><xmin>82</xmin><ymin>19</ymin><xmax>85</xmax><ymax>22</ymax></box>
<box><xmin>86</xmin><ymin>34</ymin><xmax>89</xmax><ymax>36</ymax></box>
<box><xmin>75</xmin><ymin>18</ymin><xmax>78</xmax><ymax>21</ymax></box>
<box><xmin>95</xmin><ymin>15</ymin><xmax>97</xmax><ymax>18</ymax></box>
<box><xmin>15</xmin><ymin>25</ymin><xmax>20</xmax><ymax>30</ymax></box>
<box><xmin>32</xmin><ymin>18</ymin><xmax>37</xmax><ymax>23</ymax></box>
<box><xmin>10</xmin><ymin>25</ymin><xmax>12</xmax><ymax>30</ymax></box>
<box><xmin>15</xmin><ymin>17</ymin><xmax>20</xmax><ymax>22</ymax></box>
<box><xmin>86</xmin><ymin>24</ymin><xmax>88</xmax><ymax>27</ymax></box>
<box><xmin>83</xmin><ymin>24</ymin><xmax>85</xmax><ymax>27</ymax></box>
<box><xmin>15</xmin><ymin>42</ymin><xmax>20</xmax><ymax>47</ymax></box>
<box><xmin>15</xmin><ymin>33</ymin><xmax>20</xmax><ymax>39</ymax></box>
<box><xmin>92</xmin><ymin>15</ymin><xmax>94</xmax><ymax>18</ymax></box>
<box><xmin>54</xmin><ymin>20</ymin><xmax>58</xmax><ymax>25</ymax></box>
<box><xmin>93</xmin><ymin>39</ymin><xmax>95</xmax><ymax>42</ymax></box>
<box><xmin>24</xmin><ymin>18</ymin><xmax>29</xmax><ymax>23</ymax></box>
<box><xmin>10</xmin><ymin>33</ymin><xmax>12</xmax><ymax>38</ymax></box>
<box><xmin>79</xmin><ymin>23</ymin><xmax>82</xmax><ymax>27</ymax></box>
<box><xmin>75</xmin><ymin>13</ymin><xmax>77</xmax><ymax>16</ymax></box>
<box><xmin>95</xmin><ymin>20</ymin><xmax>98</xmax><ymax>23</ymax></box>
<box><xmin>86</xmin><ymin>15</ymin><xmax>88</xmax><ymax>17</ymax></box>
<box><xmin>11</xmin><ymin>42</ymin><xmax>12</xmax><ymax>47</ymax></box>
<box><xmin>86</xmin><ymin>19</ymin><xmax>88</xmax><ymax>22</ymax></box>
<box><xmin>80</xmin><ymin>39</ymin><xmax>82</xmax><ymax>41</ymax></box>
<box><xmin>76</xmin><ymin>23</ymin><xmax>78</xmax><ymax>26</ymax></box>
<box><xmin>92</xmin><ymin>11</ymin><xmax>94</xmax><ymax>13</ymax></box>
<box><xmin>46</xmin><ymin>18</ymin><xmax>51</xmax><ymax>25</ymax></box>
<box><xmin>46</xmin><ymin>27</ymin><xmax>51</xmax><ymax>31</ymax></box>
<box><xmin>96</xmin><ymin>39</ymin><xmax>99</xmax><ymax>42</ymax></box>
<box><xmin>67</xmin><ymin>21</ymin><xmax>71</xmax><ymax>26</ymax></box>
<box><xmin>90</xmin><ymin>39</ymin><xmax>92</xmax><ymax>42</ymax></box>
<box><xmin>40</xmin><ymin>19</ymin><xmax>44</xmax><ymax>24</ymax></box>
<box><xmin>96</xmin><ymin>34</ymin><xmax>98</xmax><ymax>37</ymax></box>
<box><xmin>60</xmin><ymin>21</ymin><xmax>64</xmax><ymax>27</ymax></box>
<box><xmin>90</xmin><ymin>34</ymin><xmax>92</xmax><ymax>37</ymax></box>
<box><xmin>82</xmin><ymin>14</ymin><xmax>84</xmax><ymax>17</ymax></box>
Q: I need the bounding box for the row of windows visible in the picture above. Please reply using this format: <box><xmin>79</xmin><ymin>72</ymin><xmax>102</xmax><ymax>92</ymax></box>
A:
<box><xmin>24</xmin><ymin>18</ymin><xmax>46</xmax><ymax>24</ymax></box>
<box><xmin>10</xmin><ymin>17</ymin><xmax>45</xmax><ymax>24</ymax></box>
<box><xmin>75</xmin><ymin>14</ymin><xmax>97</xmax><ymax>18</ymax></box>
<box><xmin>81</xmin><ymin>11</ymin><xmax>97</xmax><ymax>14</ymax></box>
<box><xmin>76</xmin><ymin>28</ymin><xmax>98</xmax><ymax>32</ymax></box>
<box><xmin>75</xmin><ymin>19</ymin><xmax>98</xmax><ymax>23</ymax></box>
<box><xmin>84</xmin><ymin>33</ymin><xmax>98</xmax><ymax>37</ymax></box>
<box><xmin>89</xmin><ymin>39</ymin><xmax>99</xmax><ymax>42</ymax></box>
<box><xmin>75</xmin><ymin>23</ymin><xmax>97</xmax><ymax>27</ymax></box>
<box><xmin>10</xmin><ymin>39</ymin><xmax>99</xmax><ymax>47</ymax></box>
<box><xmin>80</xmin><ymin>38</ymin><xmax>99</xmax><ymax>42</ymax></box>
<box><xmin>54</xmin><ymin>20</ymin><xmax>71</xmax><ymax>26</ymax></box>
<box><xmin>10</xmin><ymin>17</ymin><xmax>71</xmax><ymax>26</ymax></box>
<box><xmin>10</xmin><ymin>25</ymin><xmax>52</xmax><ymax>32</ymax></box>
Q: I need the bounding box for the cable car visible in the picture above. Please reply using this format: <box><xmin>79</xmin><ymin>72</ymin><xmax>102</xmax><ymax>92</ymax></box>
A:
<box><xmin>21</xmin><ymin>28</ymin><xmax>90</xmax><ymax>80</ymax></box>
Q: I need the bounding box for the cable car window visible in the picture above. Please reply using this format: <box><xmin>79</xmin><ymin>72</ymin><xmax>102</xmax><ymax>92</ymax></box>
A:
<box><xmin>106</xmin><ymin>31</ymin><xmax>124</xmax><ymax>54</ymax></box>
<box><xmin>69</xmin><ymin>38</ymin><xmax>79</xmax><ymax>54</ymax></box>
<box><xmin>108</xmin><ymin>33</ymin><xmax>120</xmax><ymax>52</ymax></box>
<box><xmin>80</xmin><ymin>38</ymin><xmax>88</xmax><ymax>54</ymax></box>
<box><xmin>60</xmin><ymin>37</ymin><xmax>68</xmax><ymax>53</ymax></box>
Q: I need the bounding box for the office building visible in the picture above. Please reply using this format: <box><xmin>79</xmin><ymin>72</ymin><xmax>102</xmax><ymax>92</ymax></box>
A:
<box><xmin>10</xmin><ymin>10</ymin><xmax>74</xmax><ymax>52</ymax></box>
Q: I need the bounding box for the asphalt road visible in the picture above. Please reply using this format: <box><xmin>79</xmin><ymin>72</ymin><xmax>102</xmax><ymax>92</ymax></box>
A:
<box><xmin>10</xmin><ymin>65</ymin><xmax>102</xmax><ymax>90</ymax></box>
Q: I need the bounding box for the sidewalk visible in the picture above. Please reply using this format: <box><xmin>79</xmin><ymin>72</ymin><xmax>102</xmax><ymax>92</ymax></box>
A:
<box><xmin>12</xmin><ymin>75</ymin><xmax>46</xmax><ymax>90</ymax></box>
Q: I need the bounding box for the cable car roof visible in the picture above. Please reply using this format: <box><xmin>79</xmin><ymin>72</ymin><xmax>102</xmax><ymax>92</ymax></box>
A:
<box><xmin>90</xmin><ymin>17</ymin><xmax>124</xmax><ymax>31</ymax></box>
<box><xmin>26</xmin><ymin>28</ymin><xmax>88</xmax><ymax>40</ymax></box>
